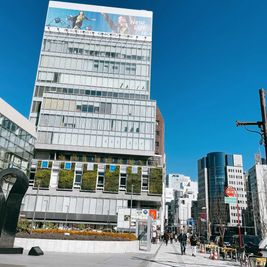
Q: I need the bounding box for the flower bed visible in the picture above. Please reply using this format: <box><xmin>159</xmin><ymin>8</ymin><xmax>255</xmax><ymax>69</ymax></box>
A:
<box><xmin>16</xmin><ymin>229</ymin><xmax>136</xmax><ymax>241</ymax></box>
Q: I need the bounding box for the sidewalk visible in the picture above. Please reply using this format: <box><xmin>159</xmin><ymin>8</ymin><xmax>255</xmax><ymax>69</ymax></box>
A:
<box><xmin>148</xmin><ymin>242</ymin><xmax>240</xmax><ymax>267</ymax></box>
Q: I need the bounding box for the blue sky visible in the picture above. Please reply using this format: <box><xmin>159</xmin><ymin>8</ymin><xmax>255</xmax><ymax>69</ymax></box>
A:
<box><xmin>1</xmin><ymin>0</ymin><xmax>267</xmax><ymax>180</ymax></box>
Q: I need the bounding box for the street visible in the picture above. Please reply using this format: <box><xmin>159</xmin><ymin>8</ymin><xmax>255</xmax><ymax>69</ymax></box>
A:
<box><xmin>0</xmin><ymin>242</ymin><xmax>241</xmax><ymax>267</ymax></box>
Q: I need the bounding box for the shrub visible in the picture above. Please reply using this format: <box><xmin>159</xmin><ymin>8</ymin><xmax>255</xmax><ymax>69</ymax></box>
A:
<box><xmin>17</xmin><ymin>218</ymin><xmax>30</xmax><ymax>232</ymax></box>
<box><xmin>32</xmin><ymin>229</ymin><xmax>136</xmax><ymax>240</ymax></box>
<box><xmin>81</xmin><ymin>164</ymin><xmax>97</xmax><ymax>191</ymax></box>
<box><xmin>58</xmin><ymin>170</ymin><xmax>74</xmax><ymax>189</ymax></box>
<box><xmin>149</xmin><ymin>168</ymin><xmax>163</xmax><ymax>195</ymax></box>
<box><xmin>104</xmin><ymin>165</ymin><xmax>119</xmax><ymax>193</ymax></box>
<box><xmin>34</xmin><ymin>169</ymin><xmax>51</xmax><ymax>188</ymax></box>
<box><xmin>126</xmin><ymin>166</ymin><xmax>141</xmax><ymax>194</ymax></box>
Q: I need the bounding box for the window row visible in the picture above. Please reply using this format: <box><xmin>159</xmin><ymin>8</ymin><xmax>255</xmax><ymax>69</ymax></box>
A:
<box><xmin>0</xmin><ymin>116</ymin><xmax>35</xmax><ymax>144</ymax></box>
<box><xmin>0</xmin><ymin>129</ymin><xmax>35</xmax><ymax>154</ymax></box>
<box><xmin>42</xmin><ymin>98</ymin><xmax>155</xmax><ymax>118</ymax></box>
<box><xmin>37</xmin><ymin>131</ymin><xmax>154</xmax><ymax>151</ymax></box>
<box><xmin>37</xmin><ymin>71</ymin><xmax>149</xmax><ymax>91</ymax></box>
<box><xmin>34</xmin><ymin>86</ymin><xmax>149</xmax><ymax>100</ymax></box>
<box><xmin>0</xmin><ymin>134</ymin><xmax>34</xmax><ymax>157</ymax></box>
<box><xmin>23</xmin><ymin>194</ymin><xmax>127</xmax><ymax>215</ymax></box>
<box><xmin>43</xmin><ymin>39</ymin><xmax>151</xmax><ymax>62</ymax></box>
<box><xmin>39</xmin><ymin>115</ymin><xmax>155</xmax><ymax>134</ymax></box>
<box><xmin>40</xmin><ymin>55</ymin><xmax>149</xmax><ymax>77</ymax></box>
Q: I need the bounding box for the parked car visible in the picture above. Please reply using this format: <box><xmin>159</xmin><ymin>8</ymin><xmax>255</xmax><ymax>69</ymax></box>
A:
<box><xmin>232</xmin><ymin>235</ymin><xmax>261</xmax><ymax>255</ymax></box>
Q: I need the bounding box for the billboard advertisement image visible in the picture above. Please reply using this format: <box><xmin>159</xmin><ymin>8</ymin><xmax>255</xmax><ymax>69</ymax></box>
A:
<box><xmin>46</xmin><ymin>2</ymin><xmax>152</xmax><ymax>37</ymax></box>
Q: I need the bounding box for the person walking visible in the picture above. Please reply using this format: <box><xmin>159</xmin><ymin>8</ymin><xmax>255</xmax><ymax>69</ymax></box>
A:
<box><xmin>164</xmin><ymin>232</ymin><xmax>169</xmax><ymax>246</ymax></box>
<box><xmin>178</xmin><ymin>231</ymin><xmax>188</xmax><ymax>255</ymax></box>
<box><xmin>190</xmin><ymin>233</ymin><xmax>198</xmax><ymax>257</ymax></box>
<box><xmin>170</xmin><ymin>232</ymin><xmax>174</xmax><ymax>244</ymax></box>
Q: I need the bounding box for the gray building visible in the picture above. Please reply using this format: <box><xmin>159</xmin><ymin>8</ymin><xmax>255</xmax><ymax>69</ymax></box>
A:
<box><xmin>0</xmin><ymin>98</ymin><xmax>36</xmax><ymax>174</ymax></box>
<box><xmin>23</xmin><ymin>1</ymin><xmax>164</xmax><ymax>229</ymax></box>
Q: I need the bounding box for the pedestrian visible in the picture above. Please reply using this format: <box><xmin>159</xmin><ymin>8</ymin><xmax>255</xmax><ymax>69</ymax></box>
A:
<box><xmin>190</xmin><ymin>233</ymin><xmax>198</xmax><ymax>257</ymax></box>
<box><xmin>170</xmin><ymin>232</ymin><xmax>174</xmax><ymax>244</ymax></box>
<box><xmin>178</xmin><ymin>231</ymin><xmax>188</xmax><ymax>255</ymax></box>
<box><xmin>164</xmin><ymin>232</ymin><xmax>169</xmax><ymax>246</ymax></box>
<box><xmin>174</xmin><ymin>232</ymin><xmax>178</xmax><ymax>242</ymax></box>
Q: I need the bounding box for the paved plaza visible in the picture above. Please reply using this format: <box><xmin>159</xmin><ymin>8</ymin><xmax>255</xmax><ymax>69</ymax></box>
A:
<box><xmin>0</xmin><ymin>242</ymin><xmax>241</xmax><ymax>267</ymax></box>
<box><xmin>148</xmin><ymin>242</ymin><xmax>240</xmax><ymax>267</ymax></box>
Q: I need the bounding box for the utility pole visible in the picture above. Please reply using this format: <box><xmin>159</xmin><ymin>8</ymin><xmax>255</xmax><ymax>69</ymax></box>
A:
<box><xmin>236</xmin><ymin>89</ymin><xmax>267</xmax><ymax>161</ymax></box>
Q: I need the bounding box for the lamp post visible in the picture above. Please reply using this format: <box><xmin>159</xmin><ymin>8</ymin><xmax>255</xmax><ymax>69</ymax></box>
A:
<box><xmin>129</xmin><ymin>184</ymin><xmax>134</xmax><ymax>232</ymax></box>
<box><xmin>201</xmin><ymin>206</ymin><xmax>210</xmax><ymax>242</ymax></box>
<box><xmin>30</xmin><ymin>181</ymin><xmax>40</xmax><ymax>234</ymax></box>
<box><xmin>43</xmin><ymin>200</ymin><xmax>48</xmax><ymax>228</ymax></box>
<box><xmin>233</xmin><ymin>187</ymin><xmax>242</xmax><ymax>248</ymax></box>
<box><xmin>65</xmin><ymin>205</ymin><xmax>69</xmax><ymax>229</ymax></box>
<box><xmin>225</xmin><ymin>186</ymin><xmax>242</xmax><ymax>247</ymax></box>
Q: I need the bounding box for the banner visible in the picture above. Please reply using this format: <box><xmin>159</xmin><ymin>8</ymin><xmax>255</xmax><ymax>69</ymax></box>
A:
<box><xmin>46</xmin><ymin>2</ymin><xmax>152</xmax><ymax>37</ymax></box>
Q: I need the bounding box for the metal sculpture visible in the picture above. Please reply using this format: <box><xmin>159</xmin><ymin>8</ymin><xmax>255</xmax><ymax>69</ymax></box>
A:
<box><xmin>0</xmin><ymin>168</ymin><xmax>29</xmax><ymax>253</ymax></box>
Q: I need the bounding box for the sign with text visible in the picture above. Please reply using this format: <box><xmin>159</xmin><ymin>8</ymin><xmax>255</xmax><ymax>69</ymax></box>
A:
<box><xmin>46</xmin><ymin>1</ymin><xmax>152</xmax><ymax>37</ymax></box>
<box><xmin>224</xmin><ymin>197</ymin><xmax>237</xmax><ymax>204</ymax></box>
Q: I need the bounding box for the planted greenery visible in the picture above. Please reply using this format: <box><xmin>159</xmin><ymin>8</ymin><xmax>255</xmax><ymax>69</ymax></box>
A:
<box><xmin>104</xmin><ymin>165</ymin><xmax>120</xmax><ymax>193</ymax></box>
<box><xmin>34</xmin><ymin>169</ymin><xmax>51</xmax><ymax>188</ymax></box>
<box><xmin>149</xmin><ymin>168</ymin><xmax>163</xmax><ymax>195</ymax></box>
<box><xmin>126</xmin><ymin>166</ymin><xmax>141</xmax><ymax>194</ymax></box>
<box><xmin>81</xmin><ymin>164</ymin><xmax>97</xmax><ymax>191</ymax></box>
<box><xmin>58</xmin><ymin>169</ymin><xmax>74</xmax><ymax>189</ymax></box>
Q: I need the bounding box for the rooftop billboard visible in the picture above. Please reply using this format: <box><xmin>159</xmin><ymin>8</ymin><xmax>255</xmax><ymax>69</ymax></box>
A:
<box><xmin>46</xmin><ymin>1</ymin><xmax>152</xmax><ymax>37</ymax></box>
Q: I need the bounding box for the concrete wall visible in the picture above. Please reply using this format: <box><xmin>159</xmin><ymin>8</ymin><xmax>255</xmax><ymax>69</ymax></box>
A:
<box><xmin>15</xmin><ymin>238</ymin><xmax>157</xmax><ymax>253</ymax></box>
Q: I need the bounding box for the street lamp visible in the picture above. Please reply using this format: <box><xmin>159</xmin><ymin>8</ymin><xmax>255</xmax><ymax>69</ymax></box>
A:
<box><xmin>129</xmin><ymin>184</ymin><xmax>134</xmax><ymax>232</ymax></box>
<box><xmin>225</xmin><ymin>186</ymin><xmax>242</xmax><ymax>247</ymax></box>
<box><xmin>65</xmin><ymin>205</ymin><xmax>70</xmax><ymax>229</ymax></box>
<box><xmin>201</xmin><ymin>206</ymin><xmax>210</xmax><ymax>242</ymax></box>
<box><xmin>30</xmin><ymin>180</ymin><xmax>40</xmax><ymax>234</ymax></box>
<box><xmin>43</xmin><ymin>200</ymin><xmax>48</xmax><ymax>228</ymax></box>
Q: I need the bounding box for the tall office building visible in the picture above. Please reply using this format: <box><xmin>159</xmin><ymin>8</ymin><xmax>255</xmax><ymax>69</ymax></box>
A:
<box><xmin>23</xmin><ymin>1</ymin><xmax>164</xmax><ymax>228</ymax></box>
<box><xmin>198</xmin><ymin>152</ymin><xmax>247</xmax><ymax>236</ymax></box>
<box><xmin>247</xmin><ymin>162</ymin><xmax>267</xmax><ymax>238</ymax></box>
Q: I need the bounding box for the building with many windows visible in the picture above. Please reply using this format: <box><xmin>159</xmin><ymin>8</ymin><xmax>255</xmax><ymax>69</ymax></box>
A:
<box><xmin>22</xmin><ymin>1</ymin><xmax>164</xmax><ymax>229</ymax></box>
<box><xmin>0</xmin><ymin>98</ymin><xmax>36</xmax><ymax>174</ymax></box>
<box><xmin>247</xmin><ymin>162</ymin><xmax>267</xmax><ymax>238</ymax></box>
<box><xmin>197</xmin><ymin>152</ymin><xmax>247</xmax><ymax>237</ymax></box>
<box><xmin>166</xmin><ymin>174</ymin><xmax>198</xmax><ymax>229</ymax></box>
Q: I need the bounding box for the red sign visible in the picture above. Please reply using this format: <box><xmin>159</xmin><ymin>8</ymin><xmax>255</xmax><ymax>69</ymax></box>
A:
<box><xmin>149</xmin><ymin>209</ymin><xmax>157</xmax><ymax>220</ymax></box>
<box><xmin>225</xmin><ymin>187</ymin><xmax>236</xmax><ymax>197</ymax></box>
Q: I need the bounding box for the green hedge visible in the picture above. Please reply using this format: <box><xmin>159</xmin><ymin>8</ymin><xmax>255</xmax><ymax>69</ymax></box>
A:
<box><xmin>126</xmin><ymin>167</ymin><xmax>141</xmax><ymax>194</ymax></box>
<box><xmin>81</xmin><ymin>164</ymin><xmax>97</xmax><ymax>191</ymax></box>
<box><xmin>104</xmin><ymin>165</ymin><xmax>120</xmax><ymax>193</ymax></box>
<box><xmin>34</xmin><ymin>169</ymin><xmax>51</xmax><ymax>188</ymax></box>
<box><xmin>149</xmin><ymin>168</ymin><xmax>163</xmax><ymax>195</ymax></box>
<box><xmin>58</xmin><ymin>170</ymin><xmax>74</xmax><ymax>189</ymax></box>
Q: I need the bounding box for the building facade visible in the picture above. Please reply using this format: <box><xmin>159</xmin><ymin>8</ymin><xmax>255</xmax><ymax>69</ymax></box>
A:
<box><xmin>0</xmin><ymin>98</ymin><xmax>36</xmax><ymax>174</ymax></box>
<box><xmin>23</xmin><ymin>1</ymin><xmax>164</xmax><ymax>229</ymax></box>
<box><xmin>197</xmin><ymin>152</ymin><xmax>247</xmax><ymax>237</ymax></box>
<box><xmin>247</xmin><ymin>163</ymin><xmax>267</xmax><ymax>238</ymax></box>
<box><xmin>166</xmin><ymin>174</ymin><xmax>198</xmax><ymax>229</ymax></box>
